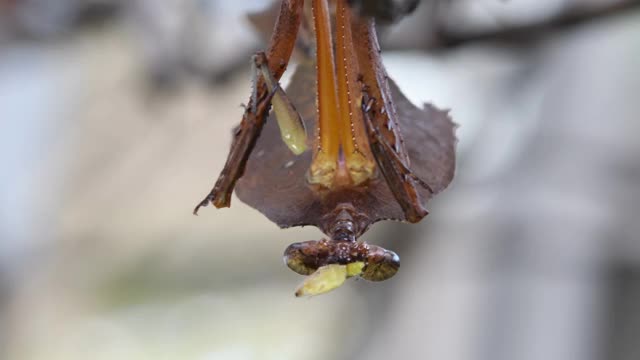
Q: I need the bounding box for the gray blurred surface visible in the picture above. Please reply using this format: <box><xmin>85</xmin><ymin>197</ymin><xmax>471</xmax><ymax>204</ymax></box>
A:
<box><xmin>1</xmin><ymin>1</ymin><xmax>639</xmax><ymax>360</ymax></box>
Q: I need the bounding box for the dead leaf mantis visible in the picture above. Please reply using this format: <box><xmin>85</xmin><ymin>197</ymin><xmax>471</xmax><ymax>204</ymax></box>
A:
<box><xmin>194</xmin><ymin>0</ymin><xmax>456</xmax><ymax>296</ymax></box>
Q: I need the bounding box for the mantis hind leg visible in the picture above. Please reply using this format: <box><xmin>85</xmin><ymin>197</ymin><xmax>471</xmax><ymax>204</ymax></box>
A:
<box><xmin>362</xmin><ymin>96</ymin><xmax>433</xmax><ymax>223</ymax></box>
<box><xmin>193</xmin><ymin>86</ymin><xmax>279</xmax><ymax>214</ymax></box>
<box><xmin>193</xmin><ymin>0</ymin><xmax>304</xmax><ymax>213</ymax></box>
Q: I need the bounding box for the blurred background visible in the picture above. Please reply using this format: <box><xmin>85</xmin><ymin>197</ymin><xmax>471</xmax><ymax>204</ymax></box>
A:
<box><xmin>1</xmin><ymin>0</ymin><xmax>639</xmax><ymax>359</ymax></box>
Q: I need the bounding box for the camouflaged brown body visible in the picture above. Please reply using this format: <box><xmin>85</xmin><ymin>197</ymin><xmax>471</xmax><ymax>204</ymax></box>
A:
<box><xmin>194</xmin><ymin>0</ymin><xmax>456</xmax><ymax>294</ymax></box>
<box><xmin>234</xmin><ymin>2</ymin><xmax>455</xmax><ymax>237</ymax></box>
<box><xmin>235</xmin><ymin>61</ymin><xmax>456</xmax><ymax>235</ymax></box>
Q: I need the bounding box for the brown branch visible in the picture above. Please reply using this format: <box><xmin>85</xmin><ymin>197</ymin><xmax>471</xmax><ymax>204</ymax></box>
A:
<box><xmin>433</xmin><ymin>0</ymin><xmax>640</xmax><ymax>48</ymax></box>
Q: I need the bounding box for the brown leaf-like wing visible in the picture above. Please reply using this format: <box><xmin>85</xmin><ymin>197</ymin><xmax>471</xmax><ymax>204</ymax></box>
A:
<box><xmin>389</xmin><ymin>80</ymin><xmax>457</xmax><ymax>198</ymax></box>
<box><xmin>235</xmin><ymin>61</ymin><xmax>401</xmax><ymax>230</ymax></box>
<box><xmin>235</xmin><ymin>60</ymin><xmax>455</xmax><ymax>232</ymax></box>
<box><xmin>235</xmin><ymin>60</ymin><xmax>319</xmax><ymax>228</ymax></box>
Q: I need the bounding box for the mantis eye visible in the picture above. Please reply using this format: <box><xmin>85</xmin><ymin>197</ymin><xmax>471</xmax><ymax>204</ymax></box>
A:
<box><xmin>361</xmin><ymin>246</ymin><xmax>400</xmax><ymax>281</ymax></box>
<box><xmin>283</xmin><ymin>241</ymin><xmax>323</xmax><ymax>275</ymax></box>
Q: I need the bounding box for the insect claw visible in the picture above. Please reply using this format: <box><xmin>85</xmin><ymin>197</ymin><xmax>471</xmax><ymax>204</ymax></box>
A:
<box><xmin>412</xmin><ymin>174</ymin><xmax>434</xmax><ymax>193</ymax></box>
<box><xmin>193</xmin><ymin>195</ymin><xmax>214</xmax><ymax>215</ymax></box>
<box><xmin>264</xmin><ymin>81</ymin><xmax>280</xmax><ymax>102</ymax></box>
<box><xmin>364</xmin><ymin>97</ymin><xmax>375</xmax><ymax>114</ymax></box>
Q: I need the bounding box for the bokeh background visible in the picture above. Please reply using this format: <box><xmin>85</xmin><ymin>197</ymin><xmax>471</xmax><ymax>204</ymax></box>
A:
<box><xmin>1</xmin><ymin>0</ymin><xmax>639</xmax><ymax>359</ymax></box>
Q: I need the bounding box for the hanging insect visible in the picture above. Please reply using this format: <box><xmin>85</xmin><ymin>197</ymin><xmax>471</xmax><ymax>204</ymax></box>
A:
<box><xmin>194</xmin><ymin>0</ymin><xmax>456</xmax><ymax>296</ymax></box>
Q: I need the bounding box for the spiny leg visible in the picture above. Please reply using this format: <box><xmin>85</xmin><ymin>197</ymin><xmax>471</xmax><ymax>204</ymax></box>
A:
<box><xmin>351</xmin><ymin>16</ymin><xmax>410</xmax><ymax>166</ymax></box>
<box><xmin>308</xmin><ymin>0</ymin><xmax>340</xmax><ymax>187</ymax></box>
<box><xmin>308</xmin><ymin>0</ymin><xmax>378</xmax><ymax>187</ymax></box>
<box><xmin>194</xmin><ymin>86</ymin><xmax>279</xmax><ymax>214</ymax></box>
<box><xmin>335</xmin><ymin>0</ymin><xmax>376</xmax><ymax>185</ymax></box>
<box><xmin>194</xmin><ymin>0</ymin><xmax>303</xmax><ymax>213</ymax></box>
<box><xmin>362</xmin><ymin>96</ymin><xmax>433</xmax><ymax>223</ymax></box>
